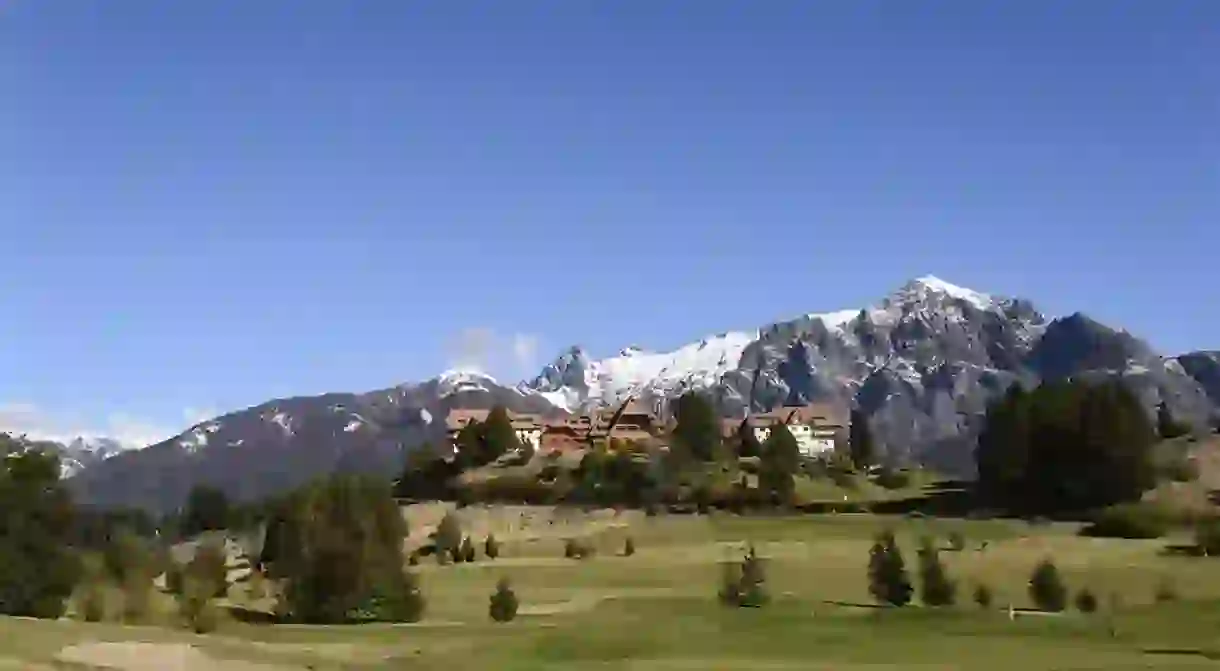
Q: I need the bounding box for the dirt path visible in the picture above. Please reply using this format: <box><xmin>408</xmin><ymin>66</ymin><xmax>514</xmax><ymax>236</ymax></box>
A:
<box><xmin>55</xmin><ymin>642</ymin><xmax>304</xmax><ymax>671</ymax></box>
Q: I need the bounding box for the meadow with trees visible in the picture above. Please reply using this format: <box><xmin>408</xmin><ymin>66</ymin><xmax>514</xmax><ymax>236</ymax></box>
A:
<box><xmin>3</xmin><ymin>378</ymin><xmax>1220</xmax><ymax>669</ymax></box>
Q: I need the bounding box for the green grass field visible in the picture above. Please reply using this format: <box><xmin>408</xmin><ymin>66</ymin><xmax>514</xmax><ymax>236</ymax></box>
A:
<box><xmin>7</xmin><ymin>511</ymin><xmax>1220</xmax><ymax>670</ymax></box>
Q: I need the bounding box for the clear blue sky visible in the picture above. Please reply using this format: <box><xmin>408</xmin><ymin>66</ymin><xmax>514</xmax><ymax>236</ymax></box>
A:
<box><xmin>1</xmin><ymin>1</ymin><xmax>1216</xmax><ymax>445</ymax></box>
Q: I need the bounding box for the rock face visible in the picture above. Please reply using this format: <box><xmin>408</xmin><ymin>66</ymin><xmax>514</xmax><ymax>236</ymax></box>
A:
<box><xmin>66</xmin><ymin>276</ymin><xmax>1220</xmax><ymax>513</ymax></box>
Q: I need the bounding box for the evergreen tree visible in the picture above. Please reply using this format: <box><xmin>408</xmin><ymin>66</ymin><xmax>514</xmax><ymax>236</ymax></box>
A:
<box><xmin>0</xmin><ymin>440</ymin><xmax>80</xmax><ymax>618</ymax></box>
<box><xmin>973</xmin><ymin>583</ymin><xmax>994</xmax><ymax>609</ymax></box>
<box><xmin>432</xmin><ymin>511</ymin><xmax>463</xmax><ymax>560</ymax></box>
<box><xmin>1157</xmin><ymin>401</ymin><xmax>1190</xmax><ymax>439</ymax></box>
<box><xmin>461</xmin><ymin>536</ymin><xmax>477</xmax><ymax>563</ymax></box>
<box><xmin>482</xmin><ymin>406</ymin><xmax>523</xmax><ymax>463</ymax></box>
<box><xmin>1074</xmin><ymin>588</ymin><xmax>1098</xmax><ymax>614</ymax></box>
<box><xmin>671</xmin><ymin>391</ymin><xmax>721</xmax><ymax>462</ymax></box>
<box><xmin>623</xmin><ymin>536</ymin><xmax>635</xmax><ymax>557</ymax></box>
<box><xmin>736</xmin><ymin>420</ymin><xmax>762</xmax><ymax>459</ymax></box>
<box><xmin>848</xmin><ymin>408</ymin><xmax>875</xmax><ymax>470</ymax></box>
<box><xmin>867</xmin><ymin>530</ymin><xmax>913</xmax><ymax>607</ymax></box>
<box><xmin>453</xmin><ymin>420</ymin><xmax>485</xmax><ymax>469</ymax></box>
<box><xmin>976</xmin><ymin>379</ymin><xmax>1157</xmax><ymax>513</ymax></box>
<box><xmin>484</xmin><ymin>534</ymin><xmax>500</xmax><ymax>560</ymax></box>
<box><xmin>718</xmin><ymin>545</ymin><xmax>769</xmax><ymax>608</ymax></box>
<box><xmin>759</xmin><ymin>422</ymin><xmax>799</xmax><ymax>505</ymax></box>
<box><xmin>181</xmin><ymin>485</ymin><xmax>230</xmax><ymax>537</ymax></box>
<box><xmin>917</xmin><ymin>536</ymin><xmax>956</xmax><ymax>606</ymax></box>
<box><xmin>488</xmin><ymin>577</ymin><xmax>519</xmax><ymax>622</ymax></box>
<box><xmin>1028</xmin><ymin>558</ymin><xmax>1067</xmax><ymax>612</ymax></box>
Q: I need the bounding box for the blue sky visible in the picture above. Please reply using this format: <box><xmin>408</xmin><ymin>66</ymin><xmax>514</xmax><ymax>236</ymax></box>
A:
<box><xmin>1</xmin><ymin>1</ymin><xmax>1216</xmax><ymax>445</ymax></box>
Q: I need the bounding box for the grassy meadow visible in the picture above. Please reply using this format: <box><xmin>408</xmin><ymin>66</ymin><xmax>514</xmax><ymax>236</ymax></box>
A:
<box><xmin>7</xmin><ymin>504</ymin><xmax>1220</xmax><ymax>670</ymax></box>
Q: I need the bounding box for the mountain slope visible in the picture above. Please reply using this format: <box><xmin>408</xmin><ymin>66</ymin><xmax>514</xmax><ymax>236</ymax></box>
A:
<box><xmin>67</xmin><ymin>276</ymin><xmax>1219</xmax><ymax>512</ymax></box>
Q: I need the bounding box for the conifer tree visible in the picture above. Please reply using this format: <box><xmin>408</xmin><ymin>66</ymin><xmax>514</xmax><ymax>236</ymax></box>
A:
<box><xmin>482</xmin><ymin>406</ymin><xmax>523</xmax><ymax>463</ymax></box>
<box><xmin>848</xmin><ymin>408</ymin><xmax>875</xmax><ymax>471</ymax></box>
<box><xmin>489</xmin><ymin>577</ymin><xmax>519</xmax><ymax>622</ymax></box>
<box><xmin>461</xmin><ymin>536</ymin><xmax>477</xmax><ymax>563</ymax></box>
<box><xmin>917</xmin><ymin>536</ymin><xmax>956</xmax><ymax>606</ymax></box>
<box><xmin>759</xmin><ymin>422</ymin><xmax>799</xmax><ymax>505</ymax></box>
<box><xmin>1157</xmin><ymin>401</ymin><xmax>1189</xmax><ymax>439</ymax></box>
<box><xmin>736</xmin><ymin>420</ymin><xmax>762</xmax><ymax>459</ymax></box>
<box><xmin>1028</xmin><ymin>558</ymin><xmax>1067</xmax><ymax>612</ymax></box>
<box><xmin>868</xmin><ymin>530</ymin><xmax>913</xmax><ymax>607</ymax></box>
<box><xmin>484</xmin><ymin>534</ymin><xmax>500</xmax><ymax>560</ymax></box>
<box><xmin>672</xmin><ymin>391</ymin><xmax>721</xmax><ymax>462</ymax></box>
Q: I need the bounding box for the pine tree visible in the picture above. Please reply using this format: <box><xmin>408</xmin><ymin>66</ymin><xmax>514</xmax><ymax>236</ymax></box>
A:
<box><xmin>759</xmin><ymin>422</ymin><xmax>799</xmax><ymax>505</ymax></box>
<box><xmin>1157</xmin><ymin>401</ymin><xmax>1189</xmax><ymax>439</ymax></box>
<box><xmin>484</xmin><ymin>534</ymin><xmax>500</xmax><ymax>560</ymax></box>
<box><xmin>868</xmin><ymin>530</ymin><xmax>912</xmax><ymax>607</ymax></box>
<box><xmin>672</xmin><ymin>391</ymin><xmax>721</xmax><ymax>462</ymax></box>
<box><xmin>736</xmin><ymin>420</ymin><xmax>762</xmax><ymax>459</ymax></box>
<box><xmin>1074</xmin><ymin>588</ymin><xmax>1098</xmax><ymax>614</ymax></box>
<box><xmin>461</xmin><ymin>536</ymin><xmax>477</xmax><ymax>563</ymax></box>
<box><xmin>1028</xmin><ymin>558</ymin><xmax>1067</xmax><ymax>612</ymax></box>
<box><xmin>848</xmin><ymin>408</ymin><xmax>875</xmax><ymax>471</ymax></box>
<box><xmin>489</xmin><ymin>577</ymin><xmax>518</xmax><ymax>622</ymax></box>
<box><xmin>973</xmin><ymin>583</ymin><xmax>994</xmax><ymax>609</ymax></box>
<box><xmin>623</xmin><ymin>536</ymin><xmax>635</xmax><ymax>557</ymax></box>
<box><xmin>483</xmin><ymin>406</ymin><xmax>523</xmax><ymax>463</ymax></box>
<box><xmin>917</xmin><ymin>536</ymin><xmax>956</xmax><ymax>606</ymax></box>
<box><xmin>432</xmin><ymin>512</ymin><xmax>462</xmax><ymax>560</ymax></box>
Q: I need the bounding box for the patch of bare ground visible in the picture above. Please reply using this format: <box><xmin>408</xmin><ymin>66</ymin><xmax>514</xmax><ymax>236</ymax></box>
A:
<box><xmin>518</xmin><ymin>587</ymin><xmax>683</xmax><ymax>616</ymax></box>
<box><xmin>400</xmin><ymin>502</ymin><xmax>638</xmax><ymax>552</ymax></box>
<box><xmin>54</xmin><ymin>642</ymin><xmax>304</xmax><ymax>671</ymax></box>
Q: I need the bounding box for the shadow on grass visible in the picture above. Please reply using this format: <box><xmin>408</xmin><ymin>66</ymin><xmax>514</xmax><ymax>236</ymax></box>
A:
<box><xmin>223</xmin><ymin>604</ymin><xmax>285</xmax><ymax>625</ymax></box>
<box><xmin>1143</xmin><ymin>648</ymin><xmax>1220</xmax><ymax>660</ymax></box>
<box><xmin>1161</xmin><ymin>543</ymin><xmax>1210</xmax><ymax>557</ymax></box>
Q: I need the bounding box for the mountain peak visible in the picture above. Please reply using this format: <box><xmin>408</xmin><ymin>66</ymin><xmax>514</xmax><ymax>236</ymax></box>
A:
<box><xmin>893</xmin><ymin>275</ymin><xmax>994</xmax><ymax>310</ymax></box>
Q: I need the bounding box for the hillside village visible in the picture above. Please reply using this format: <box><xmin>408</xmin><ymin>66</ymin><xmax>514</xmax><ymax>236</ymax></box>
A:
<box><xmin>444</xmin><ymin>399</ymin><xmax>848</xmax><ymax>458</ymax></box>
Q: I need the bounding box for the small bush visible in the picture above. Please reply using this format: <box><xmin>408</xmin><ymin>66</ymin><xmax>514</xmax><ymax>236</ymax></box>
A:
<box><xmin>623</xmin><ymin>536</ymin><xmax>635</xmax><ymax>557</ymax></box>
<box><xmin>719</xmin><ymin>545</ymin><xmax>768</xmax><ymax>608</ymax></box>
<box><xmin>407</xmin><ymin>552</ymin><xmax>420</xmax><ymax>566</ymax></box>
<box><xmin>484</xmin><ymin>535</ymin><xmax>500</xmax><ymax>560</ymax></box>
<box><xmin>917</xmin><ymin>537</ymin><xmax>956</xmax><ymax>607</ymax></box>
<box><xmin>432</xmin><ymin>511</ymin><xmax>463</xmax><ymax>558</ymax></box>
<box><xmin>875</xmin><ymin>468</ymin><xmax>911</xmax><ymax>490</ymax></box>
<box><xmin>1028</xmin><ymin>558</ymin><xmax>1067</xmax><ymax>613</ymax></box>
<box><xmin>1155</xmin><ymin>578</ymin><xmax>1178</xmax><ymax>603</ymax></box>
<box><xmin>488</xmin><ymin>577</ymin><xmax>519</xmax><ymax>622</ymax></box>
<box><xmin>1075</xmin><ymin>588</ymin><xmax>1098</xmax><ymax>614</ymax></box>
<box><xmin>973</xmin><ymin>583</ymin><xmax>993</xmax><ymax>609</ymax></box>
<box><xmin>1080</xmin><ymin>503</ymin><xmax>1169</xmax><ymax>539</ymax></box>
<box><xmin>868</xmin><ymin>530</ymin><xmax>913</xmax><ymax>608</ymax></box>
<box><xmin>947</xmin><ymin>531</ymin><xmax>966</xmax><ymax>552</ymax></box>
<box><xmin>460</xmin><ymin>536</ymin><xmax>476</xmax><ymax>563</ymax></box>
<box><xmin>563</xmin><ymin>538</ymin><xmax>595</xmax><ymax>560</ymax></box>
<box><xmin>1195</xmin><ymin>518</ymin><xmax>1220</xmax><ymax>555</ymax></box>
<box><xmin>178</xmin><ymin>573</ymin><xmax>221</xmax><ymax>633</ymax></box>
<box><xmin>186</xmin><ymin>539</ymin><xmax>230</xmax><ymax>599</ymax></box>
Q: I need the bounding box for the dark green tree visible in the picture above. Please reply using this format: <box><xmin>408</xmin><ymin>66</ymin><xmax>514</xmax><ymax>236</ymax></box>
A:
<box><xmin>1157</xmin><ymin>401</ymin><xmax>1190</xmax><ymax>439</ymax></box>
<box><xmin>976</xmin><ymin>379</ymin><xmax>1156</xmax><ymax>513</ymax></box>
<box><xmin>461</xmin><ymin>536</ymin><xmax>477</xmax><ymax>563</ymax></box>
<box><xmin>482</xmin><ymin>406</ymin><xmax>523</xmax><ymax>463</ymax></box>
<box><xmin>489</xmin><ymin>577</ymin><xmax>519</xmax><ymax>622</ymax></box>
<box><xmin>917</xmin><ymin>536</ymin><xmax>956</xmax><ymax>606</ymax></box>
<box><xmin>453</xmin><ymin>420</ymin><xmax>485</xmax><ymax>469</ymax></box>
<box><xmin>484</xmin><ymin>534</ymin><xmax>500</xmax><ymax>560</ymax></box>
<box><xmin>671</xmin><ymin>391</ymin><xmax>721</xmax><ymax>462</ymax></box>
<box><xmin>867</xmin><ymin>530</ymin><xmax>912</xmax><ymax>607</ymax></box>
<box><xmin>735</xmin><ymin>419</ymin><xmax>762</xmax><ymax>459</ymax></box>
<box><xmin>759</xmin><ymin>422</ymin><xmax>800</xmax><ymax>505</ymax></box>
<box><xmin>719</xmin><ymin>545</ymin><xmax>769</xmax><ymax>608</ymax></box>
<box><xmin>264</xmin><ymin>475</ymin><xmax>415</xmax><ymax>623</ymax></box>
<box><xmin>432</xmin><ymin>511</ymin><xmax>463</xmax><ymax>561</ymax></box>
<box><xmin>0</xmin><ymin>438</ymin><xmax>80</xmax><ymax>618</ymax></box>
<box><xmin>181</xmin><ymin>485</ymin><xmax>230</xmax><ymax>537</ymax></box>
<box><xmin>848</xmin><ymin>408</ymin><xmax>875</xmax><ymax>470</ymax></box>
<box><xmin>1075</xmin><ymin>588</ymin><xmax>1098</xmax><ymax>614</ymax></box>
<box><xmin>1028</xmin><ymin>558</ymin><xmax>1067</xmax><ymax>612</ymax></box>
<box><xmin>973</xmin><ymin>583</ymin><xmax>994</xmax><ymax>609</ymax></box>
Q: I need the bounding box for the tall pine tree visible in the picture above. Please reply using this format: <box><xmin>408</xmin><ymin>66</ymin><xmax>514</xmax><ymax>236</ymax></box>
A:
<box><xmin>867</xmin><ymin>530</ymin><xmax>912</xmax><ymax>607</ymax></box>
<box><xmin>482</xmin><ymin>406</ymin><xmax>523</xmax><ymax>463</ymax></box>
<box><xmin>671</xmin><ymin>391</ymin><xmax>721</xmax><ymax>462</ymax></box>
<box><xmin>848</xmin><ymin>408</ymin><xmax>875</xmax><ymax>470</ymax></box>
<box><xmin>759</xmin><ymin>422</ymin><xmax>800</xmax><ymax>506</ymax></box>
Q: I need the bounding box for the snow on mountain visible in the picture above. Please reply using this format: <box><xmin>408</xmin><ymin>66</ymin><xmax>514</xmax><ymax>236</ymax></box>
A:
<box><xmin>64</xmin><ymin>274</ymin><xmax>1220</xmax><ymax>512</ymax></box>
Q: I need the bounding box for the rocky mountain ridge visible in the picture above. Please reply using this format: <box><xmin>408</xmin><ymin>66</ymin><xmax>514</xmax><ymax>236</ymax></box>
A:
<box><xmin>64</xmin><ymin>276</ymin><xmax>1220</xmax><ymax>513</ymax></box>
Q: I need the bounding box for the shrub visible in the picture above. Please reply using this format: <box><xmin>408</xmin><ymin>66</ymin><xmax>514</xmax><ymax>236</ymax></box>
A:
<box><xmin>460</xmin><ymin>536</ymin><xmax>476</xmax><ymax>563</ymax></box>
<box><xmin>719</xmin><ymin>545</ymin><xmax>768</xmax><ymax>608</ymax></box>
<box><xmin>1080</xmin><ymin>503</ymin><xmax>1169</xmax><ymax>539</ymax></box>
<box><xmin>947</xmin><ymin>531</ymin><xmax>966</xmax><ymax>552</ymax></box>
<box><xmin>875</xmin><ymin>468</ymin><xmax>912</xmax><ymax>490</ymax></box>
<box><xmin>1155</xmin><ymin>578</ymin><xmax>1178</xmax><ymax>603</ymax></box>
<box><xmin>488</xmin><ymin>577</ymin><xmax>519</xmax><ymax>622</ymax></box>
<box><xmin>186</xmin><ymin>539</ymin><xmax>230</xmax><ymax>599</ymax></box>
<box><xmin>1195</xmin><ymin>518</ymin><xmax>1220</xmax><ymax>555</ymax></box>
<box><xmin>563</xmin><ymin>538</ymin><xmax>595</xmax><ymax>560</ymax></box>
<box><xmin>432</xmin><ymin>512</ymin><xmax>463</xmax><ymax>559</ymax></box>
<box><xmin>178</xmin><ymin>572</ymin><xmax>221</xmax><ymax>633</ymax></box>
<box><xmin>973</xmin><ymin>583</ymin><xmax>994</xmax><ymax>610</ymax></box>
<box><xmin>1074</xmin><ymin>588</ymin><xmax>1098</xmax><ymax>614</ymax></box>
<box><xmin>624</xmin><ymin>536</ymin><xmax>635</xmax><ymax>557</ymax></box>
<box><xmin>484</xmin><ymin>535</ymin><xmax>500</xmax><ymax>560</ymax></box>
<box><xmin>1028</xmin><ymin>558</ymin><xmax>1067</xmax><ymax>612</ymax></box>
<box><xmin>868</xmin><ymin>530</ymin><xmax>913</xmax><ymax>607</ymax></box>
<box><xmin>917</xmin><ymin>537</ymin><xmax>956</xmax><ymax>607</ymax></box>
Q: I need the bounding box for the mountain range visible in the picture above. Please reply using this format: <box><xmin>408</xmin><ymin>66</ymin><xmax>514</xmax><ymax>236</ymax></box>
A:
<box><xmin>56</xmin><ymin>276</ymin><xmax>1220</xmax><ymax>513</ymax></box>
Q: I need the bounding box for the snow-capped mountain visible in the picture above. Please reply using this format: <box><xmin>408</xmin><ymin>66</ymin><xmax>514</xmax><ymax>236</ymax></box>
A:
<box><xmin>67</xmin><ymin>276</ymin><xmax>1220</xmax><ymax>513</ymax></box>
